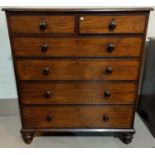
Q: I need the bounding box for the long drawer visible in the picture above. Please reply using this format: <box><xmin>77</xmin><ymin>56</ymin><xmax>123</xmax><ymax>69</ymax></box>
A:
<box><xmin>9</xmin><ymin>15</ymin><xmax>75</xmax><ymax>33</ymax></box>
<box><xmin>79</xmin><ymin>15</ymin><xmax>146</xmax><ymax>34</ymax></box>
<box><xmin>13</xmin><ymin>37</ymin><xmax>143</xmax><ymax>57</ymax></box>
<box><xmin>19</xmin><ymin>82</ymin><xmax>137</xmax><ymax>105</ymax></box>
<box><xmin>22</xmin><ymin>105</ymin><xmax>134</xmax><ymax>129</ymax></box>
<box><xmin>16</xmin><ymin>60</ymin><xmax>140</xmax><ymax>81</ymax></box>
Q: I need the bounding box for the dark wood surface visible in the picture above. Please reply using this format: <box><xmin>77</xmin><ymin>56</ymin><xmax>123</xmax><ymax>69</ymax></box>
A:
<box><xmin>19</xmin><ymin>82</ymin><xmax>137</xmax><ymax>105</ymax></box>
<box><xmin>16</xmin><ymin>59</ymin><xmax>140</xmax><ymax>81</ymax></box>
<box><xmin>2</xmin><ymin>7</ymin><xmax>154</xmax><ymax>12</ymax></box>
<box><xmin>22</xmin><ymin>105</ymin><xmax>134</xmax><ymax>129</ymax></box>
<box><xmin>79</xmin><ymin>15</ymin><xmax>146</xmax><ymax>34</ymax></box>
<box><xmin>9</xmin><ymin>15</ymin><xmax>75</xmax><ymax>33</ymax></box>
<box><xmin>13</xmin><ymin>37</ymin><xmax>143</xmax><ymax>57</ymax></box>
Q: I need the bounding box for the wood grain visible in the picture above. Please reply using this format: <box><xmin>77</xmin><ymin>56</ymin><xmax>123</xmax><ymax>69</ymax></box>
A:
<box><xmin>22</xmin><ymin>105</ymin><xmax>134</xmax><ymax>128</ymax></box>
<box><xmin>19</xmin><ymin>82</ymin><xmax>137</xmax><ymax>105</ymax></box>
<box><xmin>13</xmin><ymin>37</ymin><xmax>143</xmax><ymax>57</ymax></box>
<box><xmin>80</xmin><ymin>15</ymin><xmax>146</xmax><ymax>34</ymax></box>
<box><xmin>9</xmin><ymin>15</ymin><xmax>75</xmax><ymax>33</ymax></box>
<box><xmin>16</xmin><ymin>59</ymin><xmax>140</xmax><ymax>81</ymax></box>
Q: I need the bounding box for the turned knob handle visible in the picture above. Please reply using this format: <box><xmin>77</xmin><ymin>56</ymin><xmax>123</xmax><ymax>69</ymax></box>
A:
<box><xmin>107</xmin><ymin>43</ymin><xmax>115</xmax><ymax>53</ymax></box>
<box><xmin>104</xmin><ymin>90</ymin><xmax>111</xmax><ymax>98</ymax></box>
<box><xmin>41</xmin><ymin>44</ymin><xmax>48</xmax><ymax>52</ymax></box>
<box><xmin>45</xmin><ymin>90</ymin><xmax>52</xmax><ymax>98</ymax></box>
<box><xmin>105</xmin><ymin>66</ymin><xmax>113</xmax><ymax>74</ymax></box>
<box><xmin>39</xmin><ymin>18</ymin><xmax>47</xmax><ymax>30</ymax></box>
<box><xmin>43</xmin><ymin>67</ymin><xmax>50</xmax><ymax>75</ymax></box>
<box><xmin>103</xmin><ymin>114</ymin><xmax>109</xmax><ymax>122</ymax></box>
<box><xmin>109</xmin><ymin>19</ymin><xmax>116</xmax><ymax>31</ymax></box>
<box><xmin>46</xmin><ymin>114</ymin><xmax>53</xmax><ymax>122</ymax></box>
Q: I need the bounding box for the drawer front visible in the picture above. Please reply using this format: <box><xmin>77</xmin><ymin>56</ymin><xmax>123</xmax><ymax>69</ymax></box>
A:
<box><xmin>79</xmin><ymin>15</ymin><xmax>146</xmax><ymax>34</ymax></box>
<box><xmin>13</xmin><ymin>37</ymin><xmax>143</xmax><ymax>57</ymax></box>
<box><xmin>22</xmin><ymin>106</ymin><xmax>133</xmax><ymax>129</ymax></box>
<box><xmin>19</xmin><ymin>82</ymin><xmax>137</xmax><ymax>105</ymax></box>
<box><xmin>9</xmin><ymin>15</ymin><xmax>75</xmax><ymax>33</ymax></box>
<box><xmin>16</xmin><ymin>60</ymin><xmax>140</xmax><ymax>81</ymax></box>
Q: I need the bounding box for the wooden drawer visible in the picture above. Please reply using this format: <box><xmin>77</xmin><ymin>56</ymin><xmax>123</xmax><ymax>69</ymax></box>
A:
<box><xmin>19</xmin><ymin>82</ymin><xmax>137</xmax><ymax>105</ymax></box>
<box><xmin>79</xmin><ymin>15</ymin><xmax>146</xmax><ymax>34</ymax></box>
<box><xmin>22</xmin><ymin>105</ymin><xmax>134</xmax><ymax>129</ymax></box>
<box><xmin>16</xmin><ymin>60</ymin><xmax>140</xmax><ymax>81</ymax></box>
<box><xmin>13</xmin><ymin>37</ymin><xmax>143</xmax><ymax>57</ymax></box>
<box><xmin>9</xmin><ymin>15</ymin><xmax>75</xmax><ymax>33</ymax></box>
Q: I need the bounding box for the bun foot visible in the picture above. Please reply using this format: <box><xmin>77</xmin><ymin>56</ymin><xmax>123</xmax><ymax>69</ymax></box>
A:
<box><xmin>119</xmin><ymin>133</ymin><xmax>133</xmax><ymax>144</ymax></box>
<box><xmin>22</xmin><ymin>132</ymin><xmax>34</xmax><ymax>144</ymax></box>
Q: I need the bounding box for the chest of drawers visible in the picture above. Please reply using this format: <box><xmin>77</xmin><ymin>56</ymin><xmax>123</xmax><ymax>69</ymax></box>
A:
<box><xmin>3</xmin><ymin>8</ymin><xmax>153</xmax><ymax>144</ymax></box>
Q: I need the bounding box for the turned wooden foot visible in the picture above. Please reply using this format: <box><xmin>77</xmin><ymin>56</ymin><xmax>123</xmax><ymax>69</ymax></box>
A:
<box><xmin>119</xmin><ymin>133</ymin><xmax>134</xmax><ymax>144</ymax></box>
<box><xmin>22</xmin><ymin>132</ymin><xmax>34</xmax><ymax>144</ymax></box>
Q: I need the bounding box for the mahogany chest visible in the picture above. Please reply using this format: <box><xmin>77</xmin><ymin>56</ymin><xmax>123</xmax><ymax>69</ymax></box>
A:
<box><xmin>3</xmin><ymin>8</ymin><xmax>153</xmax><ymax>144</ymax></box>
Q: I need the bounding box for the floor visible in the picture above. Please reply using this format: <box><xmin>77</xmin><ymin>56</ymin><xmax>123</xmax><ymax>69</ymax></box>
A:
<box><xmin>0</xmin><ymin>112</ymin><xmax>155</xmax><ymax>148</ymax></box>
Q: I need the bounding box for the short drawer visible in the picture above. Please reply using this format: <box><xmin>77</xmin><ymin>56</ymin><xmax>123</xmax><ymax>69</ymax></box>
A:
<box><xmin>19</xmin><ymin>82</ymin><xmax>137</xmax><ymax>105</ymax></box>
<box><xmin>9</xmin><ymin>15</ymin><xmax>75</xmax><ymax>33</ymax></box>
<box><xmin>79</xmin><ymin>15</ymin><xmax>146</xmax><ymax>34</ymax></box>
<box><xmin>13</xmin><ymin>37</ymin><xmax>143</xmax><ymax>57</ymax></box>
<box><xmin>16</xmin><ymin>60</ymin><xmax>140</xmax><ymax>81</ymax></box>
<box><xmin>22</xmin><ymin>105</ymin><xmax>134</xmax><ymax>129</ymax></box>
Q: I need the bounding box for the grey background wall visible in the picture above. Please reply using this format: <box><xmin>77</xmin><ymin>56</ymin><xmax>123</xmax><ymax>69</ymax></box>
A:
<box><xmin>0</xmin><ymin>7</ymin><xmax>155</xmax><ymax>99</ymax></box>
<box><xmin>0</xmin><ymin>7</ymin><xmax>16</xmax><ymax>99</ymax></box>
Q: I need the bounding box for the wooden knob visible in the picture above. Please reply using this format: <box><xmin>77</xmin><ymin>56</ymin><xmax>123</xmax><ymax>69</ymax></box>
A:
<box><xmin>103</xmin><ymin>114</ymin><xmax>109</xmax><ymax>122</ymax></box>
<box><xmin>45</xmin><ymin>90</ymin><xmax>52</xmax><ymax>98</ymax></box>
<box><xmin>109</xmin><ymin>19</ymin><xmax>116</xmax><ymax>31</ymax></box>
<box><xmin>104</xmin><ymin>90</ymin><xmax>111</xmax><ymax>98</ymax></box>
<box><xmin>46</xmin><ymin>114</ymin><xmax>53</xmax><ymax>122</ymax></box>
<box><xmin>43</xmin><ymin>67</ymin><xmax>50</xmax><ymax>75</ymax></box>
<box><xmin>105</xmin><ymin>66</ymin><xmax>113</xmax><ymax>74</ymax></box>
<box><xmin>39</xmin><ymin>18</ymin><xmax>47</xmax><ymax>30</ymax></box>
<box><xmin>107</xmin><ymin>43</ymin><xmax>115</xmax><ymax>53</ymax></box>
<box><xmin>41</xmin><ymin>44</ymin><xmax>48</xmax><ymax>52</ymax></box>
